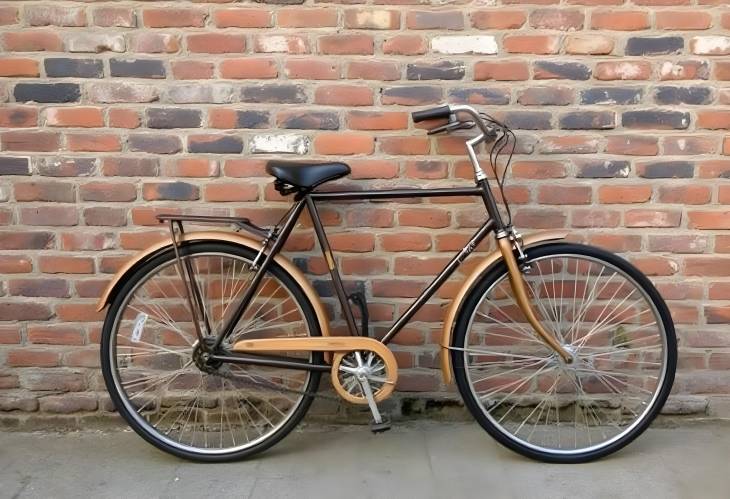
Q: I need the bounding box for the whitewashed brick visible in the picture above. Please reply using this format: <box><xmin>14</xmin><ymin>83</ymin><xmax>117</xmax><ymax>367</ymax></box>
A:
<box><xmin>431</xmin><ymin>36</ymin><xmax>497</xmax><ymax>55</ymax></box>
<box><xmin>67</xmin><ymin>34</ymin><xmax>125</xmax><ymax>53</ymax></box>
<box><xmin>250</xmin><ymin>134</ymin><xmax>309</xmax><ymax>155</ymax></box>
<box><xmin>690</xmin><ymin>36</ymin><xmax>730</xmax><ymax>55</ymax></box>
<box><xmin>167</xmin><ymin>85</ymin><xmax>235</xmax><ymax>104</ymax></box>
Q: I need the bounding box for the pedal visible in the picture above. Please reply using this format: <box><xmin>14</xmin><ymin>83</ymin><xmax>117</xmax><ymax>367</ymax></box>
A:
<box><xmin>370</xmin><ymin>414</ymin><xmax>391</xmax><ymax>433</ymax></box>
<box><xmin>347</xmin><ymin>291</ymin><xmax>369</xmax><ymax>337</ymax></box>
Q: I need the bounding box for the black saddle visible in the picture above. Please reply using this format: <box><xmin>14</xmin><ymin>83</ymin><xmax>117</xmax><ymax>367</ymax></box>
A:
<box><xmin>266</xmin><ymin>161</ymin><xmax>350</xmax><ymax>191</ymax></box>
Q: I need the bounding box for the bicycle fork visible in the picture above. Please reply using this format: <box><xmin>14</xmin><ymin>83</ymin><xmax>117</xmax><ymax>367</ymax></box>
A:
<box><xmin>496</xmin><ymin>232</ymin><xmax>574</xmax><ymax>364</ymax></box>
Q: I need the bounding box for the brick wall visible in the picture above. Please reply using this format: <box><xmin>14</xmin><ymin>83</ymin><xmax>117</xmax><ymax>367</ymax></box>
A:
<box><xmin>1</xmin><ymin>1</ymin><xmax>730</xmax><ymax>426</ymax></box>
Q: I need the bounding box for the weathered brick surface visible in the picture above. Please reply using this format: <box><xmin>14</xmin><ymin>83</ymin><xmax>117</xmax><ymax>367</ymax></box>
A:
<box><xmin>1</xmin><ymin>1</ymin><xmax>729</xmax><ymax>424</ymax></box>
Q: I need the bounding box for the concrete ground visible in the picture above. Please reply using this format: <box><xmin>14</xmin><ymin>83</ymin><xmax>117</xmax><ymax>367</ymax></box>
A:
<box><xmin>0</xmin><ymin>422</ymin><xmax>728</xmax><ymax>499</ymax></box>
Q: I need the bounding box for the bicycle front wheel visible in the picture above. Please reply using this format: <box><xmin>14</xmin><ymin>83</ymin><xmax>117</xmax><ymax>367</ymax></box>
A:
<box><xmin>452</xmin><ymin>243</ymin><xmax>676</xmax><ymax>463</ymax></box>
<box><xmin>101</xmin><ymin>241</ymin><xmax>322</xmax><ymax>462</ymax></box>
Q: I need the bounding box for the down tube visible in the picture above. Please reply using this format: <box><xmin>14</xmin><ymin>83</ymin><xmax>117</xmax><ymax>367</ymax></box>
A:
<box><xmin>381</xmin><ymin>218</ymin><xmax>495</xmax><ymax>344</ymax></box>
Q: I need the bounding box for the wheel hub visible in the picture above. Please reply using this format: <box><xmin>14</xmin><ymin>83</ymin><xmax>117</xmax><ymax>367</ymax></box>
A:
<box><xmin>192</xmin><ymin>338</ymin><xmax>223</xmax><ymax>373</ymax></box>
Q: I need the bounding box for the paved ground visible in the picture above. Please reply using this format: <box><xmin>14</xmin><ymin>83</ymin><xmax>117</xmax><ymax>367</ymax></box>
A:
<box><xmin>0</xmin><ymin>421</ymin><xmax>728</xmax><ymax>499</ymax></box>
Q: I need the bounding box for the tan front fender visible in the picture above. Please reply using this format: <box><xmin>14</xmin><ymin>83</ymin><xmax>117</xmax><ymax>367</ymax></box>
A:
<box><xmin>95</xmin><ymin>231</ymin><xmax>331</xmax><ymax>338</ymax></box>
<box><xmin>439</xmin><ymin>230</ymin><xmax>568</xmax><ymax>385</ymax></box>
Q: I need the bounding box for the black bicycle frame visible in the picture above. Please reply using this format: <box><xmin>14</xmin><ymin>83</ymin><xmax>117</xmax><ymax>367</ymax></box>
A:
<box><xmin>209</xmin><ymin>179</ymin><xmax>505</xmax><ymax>364</ymax></box>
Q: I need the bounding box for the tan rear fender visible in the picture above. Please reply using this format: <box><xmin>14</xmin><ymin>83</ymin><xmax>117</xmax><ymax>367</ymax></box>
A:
<box><xmin>439</xmin><ymin>231</ymin><xmax>569</xmax><ymax>385</ymax></box>
<box><xmin>95</xmin><ymin>231</ymin><xmax>332</xmax><ymax>338</ymax></box>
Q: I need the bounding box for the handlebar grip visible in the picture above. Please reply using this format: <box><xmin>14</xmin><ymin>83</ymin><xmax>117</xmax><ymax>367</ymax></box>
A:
<box><xmin>412</xmin><ymin>105</ymin><xmax>451</xmax><ymax>123</ymax></box>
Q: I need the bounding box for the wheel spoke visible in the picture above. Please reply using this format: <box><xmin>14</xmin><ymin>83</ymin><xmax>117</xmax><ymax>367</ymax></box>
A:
<box><xmin>106</xmin><ymin>248</ymin><xmax>318</xmax><ymax>458</ymax></box>
<box><xmin>458</xmin><ymin>247</ymin><xmax>673</xmax><ymax>459</ymax></box>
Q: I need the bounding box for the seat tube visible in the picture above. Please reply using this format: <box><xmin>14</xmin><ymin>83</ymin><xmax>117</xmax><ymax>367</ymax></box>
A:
<box><xmin>305</xmin><ymin>196</ymin><xmax>360</xmax><ymax>336</ymax></box>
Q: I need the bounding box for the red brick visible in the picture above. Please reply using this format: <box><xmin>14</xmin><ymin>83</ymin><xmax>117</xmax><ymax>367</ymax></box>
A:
<box><xmin>0</xmin><ymin>256</ymin><xmax>32</xmax><ymax>273</ymax></box>
<box><xmin>188</xmin><ymin>34</ymin><xmax>246</xmax><ymax>54</ymax></box>
<box><xmin>92</xmin><ymin>7</ymin><xmax>136</xmax><ymax>27</ymax></box>
<box><xmin>0</xmin><ymin>106</ymin><xmax>38</xmax><ymax>127</ymax></box>
<box><xmin>315</xmin><ymin>133</ymin><xmax>374</xmax><ymax>155</ymax></box>
<box><xmin>347</xmin><ymin>61</ymin><xmax>400</xmax><ymax>81</ymax></box>
<box><xmin>28</xmin><ymin>326</ymin><xmax>84</xmax><ymax>345</ymax></box>
<box><xmin>203</xmin><ymin>183</ymin><xmax>258</xmax><ymax>202</ymax></box>
<box><xmin>46</xmin><ymin>107</ymin><xmax>104</xmax><ymax>128</ymax></box>
<box><xmin>347</xmin><ymin>111</ymin><xmax>408</xmax><ymax>130</ymax></box>
<box><xmin>143</xmin><ymin>8</ymin><xmax>206</xmax><ymax>28</ymax></box>
<box><xmin>474</xmin><ymin>61</ymin><xmax>530</xmax><ymax>81</ymax></box>
<box><xmin>0</xmin><ymin>325</ymin><xmax>21</xmax><ymax>344</ymax></box>
<box><xmin>315</xmin><ymin>85</ymin><xmax>373</xmax><ymax>106</ymax></box>
<box><xmin>686</xmin><ymin>257</ymin><xmax>730</xmax><ymax>276</ymax></box>
<box><xmin>383</xmin><ymin>35</ymin><xmax>427</xmax><ymax>55</ymax></box>
<box><xmin>328</xmin><ymin>233</ymin><xmax>375</xmax><ymax>252</ymax></box>
<box><xmin>26</xmin><ymin>5</ymin><xmax>86</xmax><ymax>27</ymax></box>
<box><xmin>656</xmin><ymin>11</ymin><xmax>712</xmax><ymax>29</ymax></box>
<box><xmin>341</xmin><ymin>257</ymin><xmax>388</xmax><ymax>275</ymax></box>
<box><xmin>399</xmin><ymin>208</ymin><xmax>450</xmax><ymax>228</ymax></box>
<box><xmin>171</xmin><ymin>61</ymin><xmax>214</xmax><ymax>80</ymax></box>
<box><xmin>687</xmin><ymin>211</ymin><xmax>730</xmax><ymax>230</ymax></box>
<box><xmin>220</xmin><ymin>59</ymin><xmax>277</xmax><ymax>79</ymax></box>
<box><xmin>380</xmin><ymin>233</ymin><xmax>432</xmax><ymax>251</ymax></box>
<box><xmin>660</xmin><ymin>185</ymin><xmax>712</xmax><ymax>204</ymax></box>
<box><xmin>380</xmin><ymin>137</ymin><xmax>430</xmax><ymax>155</ymax></box>
<box><xmin>6</xmin><ymin>349</ymin><xmax>60</xmax><ymax>367</ymax></box>
<box><xmin>1</xmin><ymin>131</ymin><xmax>60</xmax><ymax>151</ymax></box>
<box><xmin>591</xmin><ymin>10</ymin><xmax>650</xmax><ymax>30</ymax></box>
<box><xmin>538</xmin><ymin>185</ymin><xmax>592</xmax><ymax>204</ymax></box>
<box><xmin>277</xmin><ymin>8</ymin><xmax>336</xmax><ymax>27</ymax></box>
<box><xmin>529</xmin><ymin>8</ymin><xmax>584</xmax><ymax>30</ymax></box>
<box><xmin>405</xmin><ymin>161</ymin><xmax>448</xmax><ymax>179</ymax></box>
<box><xmin>1</xmin><ymin>31</ymin><xmax>62</xmax><ymax>51</ymax></box>
<box><xmin>15</xmin><ymin>181</ymin><xmax>75</xmax><ymax>202</ymax></box>
<box><xmin>0</xmin><ymin>6</ymin><xmax>18</xmax><ymax>25</ymax></box>
<box><xmin>129</xmin><ymin>33</ymin><xmax>179</xmax><ymax>53</ymax></box>
<box><xmin>503</xmin><ymin>35</ymin><xmax>560</xmax><ymax>54</ymax></box>
<box><xmin>471</xmin><ymin>10</ymin><xmax>526</xmax><ymax>29</ymax></box>
<box><xmin>373</xmin><ymin>279</ymin><xmax>428</xmax><ymax>298</ymax></box>
<box><xmin>649</xmin><ymin>235</ymin><xmax>708</xmax><ymax>253</ymax></box>
<box><xmin>349</xmin><ymin>160</ymin><xmax>399</xmax><ymax>179</ymax></box>
<box><xmin>66</xmin><ymin>133</ymin><xmax>121</xmax><ymax>152</ymax></box>
<box><xmin>285</xmin><ymin>60</ymin><xmax>339</xmax><ymax>80</ymax></box>
<box><xmin>606</xmin><ymin>135</ymin><xmax>659</xmax><ymax>155</ymax></box>
<box><xmin>108</xmin><ymin>108</ymin><xmax>141</xmax><ymax>129</ymax></box>
<box><xmin>39</xmin><ymin>256</ymin><xmax>94</xmax><ymax>274</ymax></box>
<box><xmin>0</xmin><ymin>58</ymin><xmax>39</xmax><ymax>77</ymax></box>
<box><xmin>598</xmin><ymin>185</ymin><xmax>652</xmax><ymax>203</ymax></box>
<box><xmin>512</xmin><ymin>161</ymin><xmax>567</xmax><ymax>179</ymax></box>
<box><xmin>588</xmin><ymin>234</ymin><xmax>642</xmax><ymax>252</ymax></box>
<box><xmin>319</xmin><ymin>34</ymin><xmax>374</xmax><ymax>55</ymax></box>
<box><xmin>625</xmin><ymin>209</ymin><xmax>682</xmax><ymax>227</ymax></box>
<box><xmin>214</xmin><ymin>8</ymin><xmax>272</xmax><ymax>28</ymax></box>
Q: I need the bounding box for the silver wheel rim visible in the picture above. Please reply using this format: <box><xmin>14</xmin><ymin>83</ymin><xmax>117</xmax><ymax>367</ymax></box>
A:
<box><xmin>462</xmin><ymin>253</ymin><xmax>668</xmax><ymax>456</ymax></box>
<box><xmin>108</xmin><ymin>250</ymin><xmax>313</xmax><ymax>456</ymax></box>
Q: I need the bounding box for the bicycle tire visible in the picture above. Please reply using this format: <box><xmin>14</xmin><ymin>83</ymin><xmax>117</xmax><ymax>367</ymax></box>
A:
<box><xmin>452</xmin><ymin>242</ymin><xmax>677</xmax><ymax>463</ymax></box>
<box><xmin>101</xmin><ymin>241</ymin><xmax>322</xmax><ymax>462</ymax></box>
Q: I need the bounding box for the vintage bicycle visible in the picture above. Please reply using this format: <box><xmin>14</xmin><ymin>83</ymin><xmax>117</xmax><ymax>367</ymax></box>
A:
<box><xmin>98</xmin><ymin>104</ymin><xmax>677</xmax><ymax>463</ymax></box>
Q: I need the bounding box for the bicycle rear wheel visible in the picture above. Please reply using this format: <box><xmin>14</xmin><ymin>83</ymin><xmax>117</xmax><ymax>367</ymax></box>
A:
<box><xmin>452</xmin><ymin>243</ymin><xmax>676</xmax><ymax>463</ymax></box>
<box><xmin>101</xmin><ymin>241</ymin><xmax>322</xmax><ymax>462</ymax></box>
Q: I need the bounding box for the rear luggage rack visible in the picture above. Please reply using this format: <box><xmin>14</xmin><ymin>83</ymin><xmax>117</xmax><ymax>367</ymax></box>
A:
<box><xmin>156</xmin><ymin>214</ymin><xmax>269</xmax><ymax>239</ymax></box>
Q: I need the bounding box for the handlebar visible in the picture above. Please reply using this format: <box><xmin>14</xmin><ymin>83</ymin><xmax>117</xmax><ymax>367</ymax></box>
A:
<box><xmin>412</xmin><ymin>104</ymin><xmax>499</xmax><ymax>139</ymax></box>
<box><xmin>412</xmin><ymin>105</ymin><xmax>452</xmax><ymax>123</ymax></box>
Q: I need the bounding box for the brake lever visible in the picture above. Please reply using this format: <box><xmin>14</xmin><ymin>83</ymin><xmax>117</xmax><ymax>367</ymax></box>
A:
<box><xmin>427</xmin><ymin>120</ymin><xmax>476</xmax><ymax>135</ymax></box>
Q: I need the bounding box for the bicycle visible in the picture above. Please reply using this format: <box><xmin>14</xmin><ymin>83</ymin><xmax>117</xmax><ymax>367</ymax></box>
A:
<box><xmin>97</xmin><ymin>104</ymin><xmax>677</xmax><ymax>464</ymax></box>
